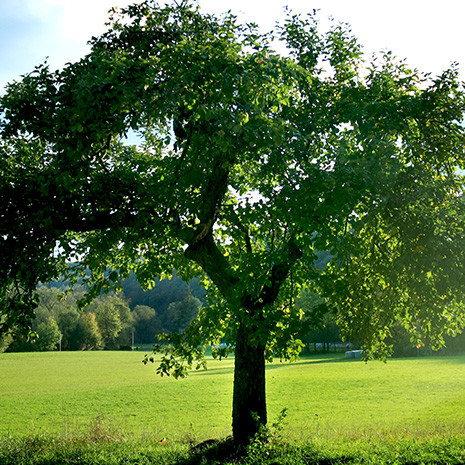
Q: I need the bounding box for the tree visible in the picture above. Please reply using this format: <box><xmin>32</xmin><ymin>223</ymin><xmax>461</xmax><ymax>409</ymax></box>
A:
<box><xmin>109</xmin><ymin>295</ymin><xmax>135</xmax><ymax>348</ymax></box>
<box><xmin>121</xmin><ymin>272</ymin><xmax>205</xmax><ymax>315</ymax></box>
<box><xmin>165</xmin><ymin>290</ymin><xmax>201</xmax><ymax>333</ymax></box>
<box><xmin>54</xmin><ymin>307</ymin><xmax>80</xmax><ymax>350</ymax></box>
<box><xmin>295</xmin><ymin>289</ymin><xmax>341</xmax><ymax>352</ymax></box>
<box><xmin>87</xmin><ymin>294</ymin><xmax>133</xmax><ymax>348</ymax></box>
<box><xmin>36</xmin><ymin>286</ymin><xmax>66</xmax><ymax>314</ymax></box>
<box><xmin>36</xmin><ymin>316</ymin><xmax>60</xmax><ymax>351</ymax></box>
<box><xmin>94</xmin><ymin>301</ymin><xmax>123</xmax><ymax>349</ymax></box>
<box><xmin>133</xmin><ymin>305</ymin><xmax>161</xmax><ymax>344</ymax></box>
<box><xmin>74</xmin><ymin>312</ymin><xmax>103</xmax><ymax>350</ymax></box>
<box><xmin>2</xmin><ymin>1</ymin><xmax>465</xmax><ymax>446</ymax></box>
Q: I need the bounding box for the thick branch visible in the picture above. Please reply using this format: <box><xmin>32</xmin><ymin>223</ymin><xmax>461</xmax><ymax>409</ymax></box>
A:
<box><xmin>185</xmin><ymin>232</ymin><xmax>239</xmax><ymax>300</ymax></box>
<box><xmin>243</xmin><ymin>238</ymin><xmax>303</xmax><ymax>311</ymax></box>
<box><xmin>192</xmin><ymin>160</ymin><xmax>230</xmax><ymax>243</ymax></box>
<box><xmin>228</xmin><ymin>206</ymin><xmax>253</xmax><ymax>253</ymax></box>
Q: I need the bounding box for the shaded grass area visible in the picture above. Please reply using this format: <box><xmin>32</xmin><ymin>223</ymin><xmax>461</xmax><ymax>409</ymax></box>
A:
<box><xmin>2</xmin><ymin>426</ymin><xmax>465</xmax><ymax>464</ymax></box>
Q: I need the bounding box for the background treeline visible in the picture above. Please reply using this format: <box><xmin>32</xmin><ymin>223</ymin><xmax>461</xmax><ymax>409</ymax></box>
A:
<box><xmin>2</xmin><ymin>269</ymin><xmax>465</xmax><ymax>355</ymax></box>
<box><xmin>3</xmin><ymin>273</ymin><xmax>205</xmax><ymax>352</ymax></box>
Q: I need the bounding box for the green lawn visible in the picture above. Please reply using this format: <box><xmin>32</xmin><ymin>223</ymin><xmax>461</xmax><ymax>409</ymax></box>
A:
<box><xmin>1</xmin><ymin>351</ymin><xmax>465</xmax><ymax>442</ymax></box>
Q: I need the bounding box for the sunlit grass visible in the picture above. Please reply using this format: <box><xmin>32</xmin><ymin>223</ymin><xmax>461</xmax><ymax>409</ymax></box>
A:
<box><xmin>266</xmin><ymin>354</ymin><xmax>465</xmax><ymax>441</ymax></box>
<box><xmin>1</xmin><ymin>351</ymin><xmax>465</xmax><ymax>443</ymax></box>
<box><xmin>0</xmin><ymin>351</ymin><xmax>233</xmax><ymax>441</ymax></box>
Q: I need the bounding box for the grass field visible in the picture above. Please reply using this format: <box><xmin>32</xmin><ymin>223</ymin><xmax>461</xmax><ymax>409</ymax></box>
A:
<box><xmin>1</xmin><ymin>351</ymin><xmax>465</xmax><ymax>444</ymax></box>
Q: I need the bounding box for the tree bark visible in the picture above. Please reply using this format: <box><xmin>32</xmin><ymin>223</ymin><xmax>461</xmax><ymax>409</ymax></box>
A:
<box><xmin>232</xmin><ymin>321</ymin><xmax>267</xmax><ymax>447</ymax></box>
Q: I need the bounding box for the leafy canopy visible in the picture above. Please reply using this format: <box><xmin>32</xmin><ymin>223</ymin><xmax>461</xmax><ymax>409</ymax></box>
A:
<box><xmin>1</xmin><ymin>1</ymin><xmax>465</xmax><ymax>370</ymax></box>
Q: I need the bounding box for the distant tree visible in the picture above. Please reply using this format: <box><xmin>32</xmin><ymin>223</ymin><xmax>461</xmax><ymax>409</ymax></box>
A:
<box><xmin>73</xmin><ymin>312</ymin><xmax>102</xmax><ymax>350</ymax></box>
<box><xmin>94</xmin><ymin>301</ymin><xmax>123</xmax><ymax>349</ymax></box>
<box><xmin>36</xmin><ymin>317</ymin><xmax>60</xmax><ymax>351</ymax></box>
<box><xmin>303</xmin><ymin>315</ymin><xmax>341</xmax><ymax>352</ymax></box>
<box><xmin>54</xmin><ymin>307</ymin><xmax>80</xmax><ymax>350</ymax></box>
<box><xmin>2</xmin><ymin>1</ymin><xmax>465</xmax><ymax>446</ymax></box>
<box><xmin>133</xmin><ymin>304</ymin><xmax>157</xmax><ymax>321</ymax></box>
<box><xmin>36</xmin><ymin>287</ymin><xmax>65</xmax><ymax>314</ymax></box>
<box><xmin>121</xmin><ymin>272</ymin><xmax>205</xmax><ymax>315</ymax></box>
<box><xmin>443</xmin><ymin>331</ymin><xmax>465</xmax><ymax>355</ymax></box>
<box><xmin>29</xmin><ymin>286</ymin><xmax>77</xmax><ymax>350</ymax></box>
<box><xmin>88</xmin><ymin>294</ymin><xmax>133</xmax><ymax>349</ymax></box>
<box><xmin>33</xmin><ymin>306</ymin><xmax>54</xmax><ymax>329</ymax></box>
<box><xmin>165</xmin><ymin>291</ymin><xmax>201</xmax><ymax>334</ymax></box>
<box><xmin>61</xmin><ymin>285</ymin><xmax>87</xmax><ymax>309</ymax></box>
<box><xmin>7</xmin><ymin>295</ymin><xmax>64</xmax><ymax>352</ymax></box>
<box><xmin>113</xmin><ymin>296</ymin><xmax>135</xmax><ymax>348</ymax></box>
<box><xmin>133</xmin><ymin>305</ymin><xmax>161</xmax><ymax>344</ymax></box>
<box><xmin>294</xmin><ymin>289</ymin><xmax>340</xmax><ymax>352</ymax></box>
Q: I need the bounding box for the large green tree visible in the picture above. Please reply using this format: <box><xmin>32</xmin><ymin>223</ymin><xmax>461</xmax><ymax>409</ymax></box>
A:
<box><xmin>2</xmin><ymin>1</ymin><xmax>465</xmax><ymax>446</ymax></box>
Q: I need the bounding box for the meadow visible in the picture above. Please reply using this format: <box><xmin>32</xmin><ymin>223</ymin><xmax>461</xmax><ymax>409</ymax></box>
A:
<box><xmin>1</xmin><ymin>350</ymin><xmax>465</xmax><ymax>443</ymax></box>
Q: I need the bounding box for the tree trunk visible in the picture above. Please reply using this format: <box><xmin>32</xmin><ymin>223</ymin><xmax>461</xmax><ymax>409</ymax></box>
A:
<box><xmin>232</xmin><ymin>321</ymin><xmax>267</xmax><ymax>447</ymax></box>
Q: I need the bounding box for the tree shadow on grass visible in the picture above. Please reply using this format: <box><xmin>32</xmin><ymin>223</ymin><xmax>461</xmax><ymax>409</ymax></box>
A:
<box><xmin>172</xmin><ymin>438</ymin><xmax>361</xmax><ymax>465</ymax></box>
<box><xmin>264</xmin><ymin>355</ymin><xmax>348</xmax><ymax>372</ymax></box>
<box><xmin>173</xmin><ymin>438</ymin><xmax>239</xmax><ymax>465</ymax></box>
<box><xmin>187</xmin><ymin>355</ymin><xmax>350</xmax><ymax>378</ymax></box>
<box><xmin>189</xmin><ymin>367</ymin><xmax>234</xmax><ymax>377</ymax></box>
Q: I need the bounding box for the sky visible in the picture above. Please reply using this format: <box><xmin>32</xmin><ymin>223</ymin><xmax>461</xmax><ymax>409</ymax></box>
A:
<box><xmin>0</xmin><ymin>0</ymin><xmax>464</xmax><ymax>90</ymax></box>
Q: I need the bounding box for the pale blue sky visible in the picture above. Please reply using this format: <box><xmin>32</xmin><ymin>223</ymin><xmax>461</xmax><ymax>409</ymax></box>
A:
<box><xmin>1</xmin><ymin>0</ymin><xmax>464</xmax><ymax>90</ymax></box>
